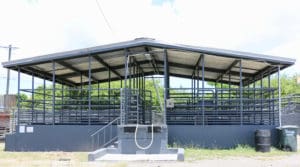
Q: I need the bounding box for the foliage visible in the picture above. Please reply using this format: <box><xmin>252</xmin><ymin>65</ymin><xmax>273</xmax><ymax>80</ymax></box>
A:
<box><xmin>18</xmin><ymin>74</ymin><xmax>300</xmax><ymax>108</ymax></box>
<box><xmin>18</xmin><ymin>79</ymin><xmax>165</xmax><ymax>109</ymax></box>
<box><xmin>208</xmin><ymin>74</ymin><xmax>300</xmax><ymax>97</ymax></box>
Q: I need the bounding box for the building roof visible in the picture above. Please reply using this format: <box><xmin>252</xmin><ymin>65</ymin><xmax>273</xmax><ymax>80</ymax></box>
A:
<box><xmin>2</xmin><ymin>38</ymin><xmax>296</xmax><ymax>86</ymax></box>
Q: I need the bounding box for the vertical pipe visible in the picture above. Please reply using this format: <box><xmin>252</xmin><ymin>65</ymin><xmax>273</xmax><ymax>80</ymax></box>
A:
<box><xmin>98</xmin><ymin>81</ymin><xmax>100</xmax><ymax>120</ymax></box>
<box><xmin>268</xmin><ymin>74</ymin><xmax>271</xmax><ymax>125</ymax></box>
<box><xmin>31</xmin><ymin>72</ymin><xmax>34</xmax><ymax>124</ymax></box>
<box><xmin>239</xmin><ymin>60</ymin><xmax>243</xmax><ymax>125</ymax></box>
<box><xmin>17</xmin><ymin>66</ymin><xmax>20</xmax><ymax>125</ymax></box>
<box><xmin>278</xmin><ymin>65</ymin><xmax>281</xmax><ymax>126</ymax></box>
<box><xmin>129</xmin><ymin>56</ymin><xmax>132</xmax><ymax>89</ymax></box>
<box><xmin>272</xmin><ymin>87</ymin><xmax>275</xmax><ymax>125</ymax></box>
<box><xmin>123</xmin><ymin>50</ymin><xmax>129</xmax><ymax>125</ymax></box>
<box><xmin>88</xmin><ymin>55</ymin><xmax>92</xmax><ymax>125</ymax></box>
<box><xmin>193</xmin><ymin>75</ymin><xmax>199</xmax><ymax>109</ymax></box>
<box><xmin>197</xmin><ymin>66</ymin><xmax>199</xmax><ymax>99</ymax></box>
<box><xmin>191</xmin><ymin>75</ymin><xmax>193</xmax><ymax>105</ymax></box>
<box><xmin>124</xmin><ymin>51</ymin><xmax>129</xmax><ymax>88</ymax></box>
<box><xmin>215</xmin><ymin>81</ymin><xmax>218</xmax><ymax>117</ymax></box>
<box><xmin>254</xmin><ymin>82</ymin><xmax>256</xmax><ymax>124</ymax></box>
<box><xmin>229</xmin><ymin>73</ymin><xmax>231</xmax><ymax>107</ymax></box>
<box><xmin>221</xmin><ymin>78</ymin><xmax>223</xmax><ymax>101</ymax></box>
<box><xmin>201</xmin><ymin>55</ymin><xmax>205</xmax><ymax>126</ymax></box>
<box><xmin>61</xmin><ymin>84</ymin><xmax>64</xmax><ymax>123</ymax></box>
<box><xmin>163</xmin><ymin>49</ymin><xmax>169</xmax><ymax>125</ymax></box>
<box><xmin>229</xmin><ymin>73</ymin><xmax>231</xmax><ymax>97</ymax></box>
<box><xmin>80</xmin><ymin>74</ymin><xmax>83</xmax><ymax>122</ymax></box>
<box><xmin>221</xmin><ymin>77</ymin><xmax>223</xmax><ymax>112</ymax></box>
<box><xmin>260</xmin><ymin>74</ymin><xmax>263</xmax><ymax>124</ymax></box>
<box><xmin>133</xmin><ymin>63</ymin><xmax>135</xmax><ymax>89</ymax></box>
<box><xmin>52</xmin><ymin>61</ymin><xmax>56</xmax><ymax>125</ymax></box>
<box><xmin>247</xmin><ymin>84</ymin><xmax>250</xmax><ymax>114</ymax></box>
<box><xmin>43</xmin><ymin>77</ymin><xmax>46</xmax><ymax>124</ymax></box>
<box><xmin>108</xmin><ymin>68</ymin><xmax>111</xmax><ymax>122</ymax></box>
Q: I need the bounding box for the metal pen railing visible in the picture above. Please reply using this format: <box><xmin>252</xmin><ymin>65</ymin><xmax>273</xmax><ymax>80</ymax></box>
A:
<box><xmin>90</xmin><ymin>117</ymin><xmax>120</xmax><ymax>150</ymax></box>
<box><xmin>166</xmin><ymin>88</ymin><xmax>279</xmax><ymax>125</ymax></box>
<box><xmin>0</xmin><ymin>107</ymin><xmax>17</xmax><ymax>138</ymax></box>
<box><xmin>281</xmin><ymin>94</ymin><xmax>300</xmax><ymax>113</ymax></box>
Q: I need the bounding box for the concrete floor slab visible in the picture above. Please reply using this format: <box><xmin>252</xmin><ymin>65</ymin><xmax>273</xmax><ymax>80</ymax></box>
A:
<box><xmin>96</xmin><ymin>153</ymin><xmax>178</xmax><ymax>161</ymax></box>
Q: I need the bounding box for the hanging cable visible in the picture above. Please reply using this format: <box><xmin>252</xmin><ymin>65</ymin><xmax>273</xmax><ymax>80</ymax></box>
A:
<box><xmin>95</xmin><ymin>0</ymin><xmax>114</xmax><ymax>34</ymax></box>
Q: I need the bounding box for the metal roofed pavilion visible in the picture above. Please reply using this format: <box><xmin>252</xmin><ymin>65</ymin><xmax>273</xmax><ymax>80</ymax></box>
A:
<box><xmin>2</xmin><ymin>38</ymin><xmax>295</xmax><ymax>86</ymax></box>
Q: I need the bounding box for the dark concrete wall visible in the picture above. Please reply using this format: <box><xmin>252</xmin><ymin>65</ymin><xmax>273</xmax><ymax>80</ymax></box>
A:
<box><xmin>5</xmin><ymin>125</ymin><xmax>109</xmax><ymax>151</ymax></box>
<box><xmin>5</xmin><ymin>125</ymin><xmax>278</xmax><ymax>151</ymax></box>
<box><xmin>168</xmin><ymin>125</ymin><xmax>278</xmax><ymax>148</ymax></box>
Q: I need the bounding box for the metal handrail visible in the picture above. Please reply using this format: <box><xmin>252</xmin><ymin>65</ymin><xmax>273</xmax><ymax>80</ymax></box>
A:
<box><xmin>90</xmin><ymin>117</ymin><xmax>120</xmax><ymax>150</ymax></box>
<box><xmin>91</xmin><ymin>117</ymin><xmax>120</xmax><ymax>137</ymax></box>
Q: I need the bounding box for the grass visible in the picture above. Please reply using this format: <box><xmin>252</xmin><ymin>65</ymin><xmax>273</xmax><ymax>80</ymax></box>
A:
<box><xmin>0</xmin><ymin>141</ymin><xmax>88</xmax><ymax>167</ymax></box>
<box><xmin>184</xmin><ymin>144</ymin><xmax>296</xmax><ymax>161</ymax></box>
<box><xmin>0</xmin><ymin>141</ymin><xmax>298</xmax><ymax>166</ymax></box>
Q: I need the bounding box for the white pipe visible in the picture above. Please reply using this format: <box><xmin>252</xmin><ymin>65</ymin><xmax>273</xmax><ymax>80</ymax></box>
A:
<box><xmin>278</xmin><ymin>65</ymin><xmax>281</xmax><ymax>127</ymax></box>
<box><xmin>134</xmin><ymin>124</ymin><xmax>154</xmax><ymax>150</ymax></box>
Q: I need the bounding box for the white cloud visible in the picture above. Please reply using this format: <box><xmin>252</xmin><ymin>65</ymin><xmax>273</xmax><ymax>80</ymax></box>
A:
<box><xmin>265</xmin><ymin>36</ymin><xmax>300</xmax><ymax>74</ymax></box>
<box><xmin>0</xmin><ymin>0</ymin><xmax>299</xmax><ymax>94</ymax></box>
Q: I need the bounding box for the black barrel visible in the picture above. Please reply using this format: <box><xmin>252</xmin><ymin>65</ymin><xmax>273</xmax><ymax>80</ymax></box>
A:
<box><xmin>255</xmin><ymin>129</ymin><xmax>271</xmax><ymax>152</ymax></box>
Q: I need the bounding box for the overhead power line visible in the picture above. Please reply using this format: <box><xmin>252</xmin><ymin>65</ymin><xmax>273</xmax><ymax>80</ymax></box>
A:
<box><xmin>95</xmin><ymin>0</ymin><xmax>114</xmax><ymax>34</ymax></box>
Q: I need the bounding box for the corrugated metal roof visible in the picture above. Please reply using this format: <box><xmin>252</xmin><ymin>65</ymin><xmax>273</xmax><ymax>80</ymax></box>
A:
<box><xmin>1</xmin><ymin>38</ymin><xmax>296</xmax><ymax>86</ymax></box>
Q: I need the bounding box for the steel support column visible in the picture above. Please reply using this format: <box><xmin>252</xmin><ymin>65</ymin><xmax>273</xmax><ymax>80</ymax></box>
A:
<box><xmin>17</xmin><ymin>66</ymin><xmax>20</xmax><ymax>125</ymax></box>
<box><xmin>164</xmin><ymin>49</ymin><xmax>169</xmax><ymax>125</ymax></box>
<box><xmin>43</xmin><ymin>77</ymin><xmax>46</xmax><ymax>124</ymax></box>
<box><xmin>88</xmin><ymin>55</ymin><xmax>92</xmax><ymax>125</ymax></box>
<box><xmin>108</xmin><ymin>68</ymin><xmax>111</xmax><ymax>122</ymax></box>
<box><xmin>278</xmin><ymin>65</ymin><xmax>281</xmax><ymax>126</ymax></box>
<box><xmin>239</xmin><ymin>60</ymin><xmax>243</xmax><ymax>125</ymax></box>
<box><xmin>253</xmin><ymin>81</ymin><xmax>256</xmax><ymax>124</ymax></box>
<box><xmin>268</xmin><ymin>73</ymin><xmax>271</xmax><ymax>125</ymax></box>
<box><xmin>31</xmin><ymin>72</ymin><xmax>34</xmax><ymax>123</ymax></box>
<box><xmin>52</xmin><ymin>61</ymin><xmax>56</xmax><ymax>125</ymax></box>
<box><xmin>61</xmin><ymin>84</ymin><xmax>64</xmax><ymax>123</ymax></box>
<box><xmin>80</xmin><ymin>74</ymin><xmax>83</xmax><ymax>121</ymax></box>
<box><xmin>260</xmin><ymin>74</ymin><xmax>263</xmax><ymax>124</ymax></box>
<box><xmin>229</xmin><ymin>73</ymin><xmax>231</xmax><ymax>103</ymax></box>
<box><xmin>201</xmin><ymin>55</ymin><xmax>205</xmax><ymax>126</ymax></box>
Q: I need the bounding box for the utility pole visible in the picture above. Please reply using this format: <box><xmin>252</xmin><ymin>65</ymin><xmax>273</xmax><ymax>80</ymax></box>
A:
<box><xmin>0</xmin><ymin>45</ymin><xmax>18</xmax><ymax>95</ymax></box>
<box><xmin>6</xmin><ymin>45</ymin><xmax>12</xmax><ymax>96</ymax></box>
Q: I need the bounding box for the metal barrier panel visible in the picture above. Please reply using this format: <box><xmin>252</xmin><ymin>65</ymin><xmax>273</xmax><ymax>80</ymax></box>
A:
<box><xmin>18</xmin><ymin>88</ymin><xmax>153</xmax><ymax>125</ymax></box>
<box><xmin>166</xmin><ymin>88</ymin><xmax>279</xmax><ymax>125</ymax></box>
<box><xmin>17</xmin><ymin>87</ymin><xmax>279</xmax><ymax>126</ymax></box>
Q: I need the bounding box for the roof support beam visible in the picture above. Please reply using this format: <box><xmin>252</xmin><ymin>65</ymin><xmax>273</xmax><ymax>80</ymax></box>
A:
<box><xmin>155</xmin><ymin>60</ymin><xmax>254</xmax><ymax>78</ymax></box>
<box><xmin>57</xmin><ymin>61</ymin><xmax>98</xmax><ymax>81</ymax></box>
<box><xmin>22</xmin><ymin>66</ymin><xmax>75</xmax><ymax>87</ymax></box>
<box><xmin>77</xmin><ymin>70</ymin><xmax>241</xmax><ymax>86</ymax></box>
<box><xmin>243</xmin><ymin>65</ymin><xmax>277</xmax><ymax>86</ymax></box>
<box><xmin>132</xmin><ymin>56</ymin><xmax>144</xmax><ymax>74</ymax></box>
<box><xmin>78</xmin><ymin>71</ymin><xmax>156</xmax><ymax>86</ymax></box>
<box><xmin>93</xmin><ymin>55</ymin><xmax>122</xmax><ymax>79</ymax></box>
<box><xmin>145</xmin><ymin>46</ymin><xmax>159</xmax><ymax>74</ymax></box>
<box><xmin>192</xmin><ymin>54</ymin><xmax>203</xmax><ymax>77</ymax></box>
<box><xmin>216</xmin><ymin>60</ymin><xmax>240</xmax><ymax>82</ymax></box>
<box><xmin>56</xmin><ymin>59</ymin><xmax>254</xmax><ymax>81</ymax></box>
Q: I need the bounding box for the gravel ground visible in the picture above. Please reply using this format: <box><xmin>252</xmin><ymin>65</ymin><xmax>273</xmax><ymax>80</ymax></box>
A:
<box><xmin>1</xmin><ymin>136</ymin><xmax>299</xmax><ymax>167</ymax></box>
<box><xmin>48</xmin><ymin>153</ymin><xmax>299</xmax><ymax>167</ymax></box>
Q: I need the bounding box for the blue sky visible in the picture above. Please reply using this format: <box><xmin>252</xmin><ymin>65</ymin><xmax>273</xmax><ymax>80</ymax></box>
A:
<box><xmin>0</xmin><ymin>0</ymin><xmax>299</xmax><ymax>94</ymax></box>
